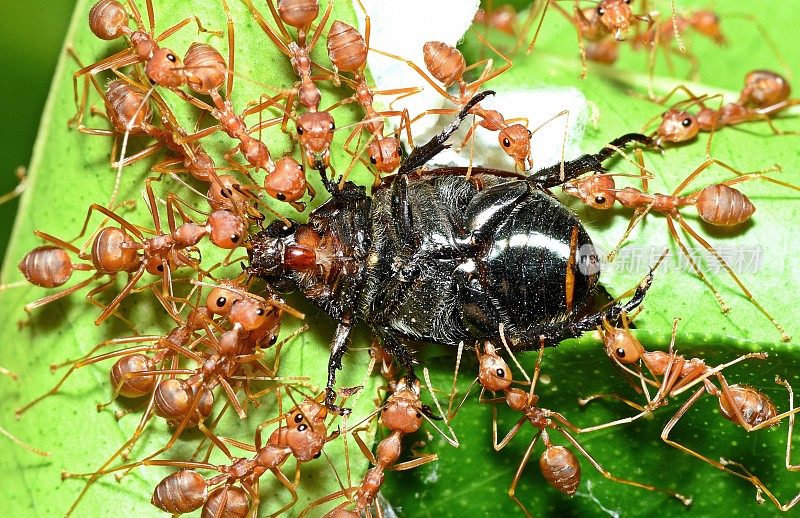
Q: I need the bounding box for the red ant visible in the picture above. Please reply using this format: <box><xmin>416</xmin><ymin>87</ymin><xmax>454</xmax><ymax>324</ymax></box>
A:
<box><xmin>649</xmin><ymin>70</ymin><xmax>799</xmax><ymax>154</ymax></box>
<box><xmin>583</xmin><ymin>316</ymin><xmax>800</xmax><ymax>511</ymax></box>
<box><xmin>19</xmin><ymin>178</ymin><xmax>246</xmax><ymax>325</ymax></box>
<box><xmin>59</xmin><ymin>285</ymin><xmax>306</xmax><ymax>516</ymax></box>
<box><xmin>164</xmin><ymin>0</ymin><xmax>316</xmax><ymax>210</ymax></box>
<box><xmin>325</xmin><ymin>3</ymin><xmax>421</xmax><ymax>183</ymax></box>
<box><xmin>528</xmin><ymin>0</ymin><xmax>654</xmax><ymax>78</ymax></box>
<box><xmin>374</xmin><ymin>38</ymin><xmax>537</xmax><ymax>171</ymax></box>
<box><xmin>243</xmin><ymin>0</ymin><xmax>339</xmax><ymax>172</ymax></box>
<box><xmin>458</xmin><ymin>332</ymin><xmax>690</xmax><ymax>516</ymax></box>
<box><xmin>301</xmin><ymin>377</ymin><xmax>453</xmax><ymax>516</ymax></box>
<box><xmin>563</xmin><ymin>148</ymin><xmax>796</xmax><ymax>342</ymax></box>
<box><xmin>72</xmin><ymin>392</ymin><xmax>338</xmax><ymax>517</ymax></box>
<box><xmin>72</xmin><ymin>0</ymin><xmax>220</xmax><ymax>126</ymax></box>
<box><xmin>579</xmin><ymin>316</ymin><xmax>774</xmax><ymax>431</ymax></box>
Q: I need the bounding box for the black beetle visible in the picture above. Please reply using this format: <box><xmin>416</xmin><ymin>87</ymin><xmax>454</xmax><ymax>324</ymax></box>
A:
<box><xmin>249</xmin><ymin>92</ymin><xmax>654</xmax><ymax>412</ymax></box>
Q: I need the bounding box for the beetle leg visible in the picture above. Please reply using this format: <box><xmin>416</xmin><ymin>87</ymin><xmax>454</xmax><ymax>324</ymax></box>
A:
<box><xmin>391</xmin><ymin>175</ymin><xmax>417</xmax><ymax>247</ymax></box>
<box><xmin>528</xmin><ymin>133</ymin><xmax>655</xmax><ymax>188</ymax></box>
<box><xmin>398</xmin><ymin>90</ymin><xmax>495</xmax><ymax>175</ymax></box>
<box><xmin>325</xmin><ymin>322</ymin><xmax>353</xmax><ymax>415</ymax></box>
<box><xmin>514</xmin><ymin>271</ymin><xmax>654</xmax><ymax>349</ymax></box>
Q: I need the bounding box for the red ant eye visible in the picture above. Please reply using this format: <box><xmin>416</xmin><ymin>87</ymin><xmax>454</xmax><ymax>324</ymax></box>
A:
<box><xmin>496</xmin><ymin>368</ymin><xmax>505</xmax><ymax>377</ymax></box>
<box><xmin>277</xmin><ymin>193</ymin><xmax>286</xmax><ymax>201</ymax></box>
<box><xmin>167</xmin><ymin>53</ymin><xmax>177</xmax><ymax>62</ymax></box>
<box><xmin>595</xmin><ymin>196</ymin><xmax>606</xmax><ymax>204</ymax></box>
<box><xmin>329</xmin><ymin>121</ymin><xmax>335</xmax><ymax>130</ymax></box>
<box><xmin>370</xmin><ymin>156</ymin><xmax>378</xmax><ymax>165</ymax></box>
<box><xmin>597</xmin><ymin>7</ymin><xmax>605</xmax><ymax>15</ymax></box>
<box><xmin>616</xmin><ymin>348</ymin><xmax>626</xmax><ymax>358</ymax></box>
<box><xmin>503</xmin><ymin>138</ymin><xmax>511</xmax><ymax>147</ymax></box>
<box><xmin>682</xmin><ymin>119</ymin><xmax>692</xmax><ymax>127</ymax></box>
<box><xmin>297</xmin><ymin>126</ymin><xmax>304</xmax><ymax>135</ymax></box>
<box><xmin>216</xmin><ymin>297</ymin><xmax>227</xmax><ymax>307</ymax></box>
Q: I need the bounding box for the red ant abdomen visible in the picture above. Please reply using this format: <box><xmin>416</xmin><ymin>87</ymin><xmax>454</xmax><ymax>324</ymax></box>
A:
<box><xmin>539</xmin><ymin>445</ymin><xmax>581</xmax><ymax>496</ymax></box>
<box><xmin>151</xmin><ymin>469</ymin><xmax>208</xmax><ymax>513</ymax></box>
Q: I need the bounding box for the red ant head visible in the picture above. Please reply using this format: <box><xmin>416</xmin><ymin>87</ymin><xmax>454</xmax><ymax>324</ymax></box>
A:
<box><xmin>381</xmin><ymin>379</ymin><xmax>424</xmax><ymax>434</ymax></box>
<box><xmin>656</xmin><ymin>109</ymin><xmax>700</xmax><ymax>144</ymax></box>
<box><xmin>91</xmin><ymin>227</ymin><xmax>141</xmax><ymax>274</ymax></box>
<box><xmin>183</xmin><ymin>43</ymin><xmax>227</xmax><ymax>95</ymax></box>
<box><xmin>478</xmin><ymin>344</ymin><xmax>513</xmax><ymax>392</ymax></box>
<box><xmin>146</xmin><ymin>48</ymin><xmax>186</xmax><ymax>88</ymax></box>
<box><xmin>264</xmin><ymin>157</ymin><xmax>308</xmax><ymax>202</ymax></box>
<box><xmin>690</xmin><ymin>11</ymin><xmax>726</xmax><ymax>45</ymax></box>
<box><xmin>601</xmin><ymin>323</ymin><xmax>644</xmax><ymax>364</ymax></box>
<box><xmin>597</xmin><ymin>0</ymin><xmax>633</xmax><ymax>37</ymax></box>
<box><xmin>296</xmin><ymin>112</ymin><xmax>335</xmax><ymax>168</ymax></box>
<box><xmin>562</xmin><ymin>174</ymin><xmax>616</xmax><ymax>209</ymax></box>
<box><xmin>367</xmin><ymin>138</ymin><xmax>402</xmax><ymax>173</ymax></box>
<box><xmin>207</xmin><ymin>210</ymin><xmax>245</xmax><ymax>249</ymax></box>
<box><xmin>285</xmin><ymin>399</ymin><xmax>328</xmax><ymax>461</ymax></box>
<box><xmin>278</xmin><ymin>0</ymin><xmax>320</xmax><ymax>29</ymax></box>
<box><xmin>206</xmin><ymin>282</ymin><xmax>244</xmax><ymax>317</ymax></box>
<box><xmin>144</xmin><ymin>253</ymin><xmax>179</xmax><ymax>276</ymax></box>
<box><xmin>208</xmin><ymin>175</ymin><xmax>246</xmax><ymax>212</ymax></box>
<box><xmin>497</xmin><ymin>124</ymin><xmax>533</xmax><ymax>171</ymax></box>
<box><xmin>89</xmin><ymin>0</ymin><xmax>130</xmax><ymax>40</ymax></box>
<box><xmin>228</xmin><ymin>298</ymin><xmax>270</xmax><ymax>332</ymax></box>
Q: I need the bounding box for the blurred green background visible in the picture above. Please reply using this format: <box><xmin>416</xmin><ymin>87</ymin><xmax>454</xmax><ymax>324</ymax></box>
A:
<box><xmin>0</xmin><ymin>1</ymin><xmax>77</xmax><ymax>260</ymax></box>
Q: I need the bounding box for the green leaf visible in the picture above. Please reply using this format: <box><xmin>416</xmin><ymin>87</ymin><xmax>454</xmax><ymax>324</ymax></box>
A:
<box><xmin>379</xmin><ymin>1</ymin><xmax>800</xmax><ymax>517</ymax></box>
<box><xmin>0</xmin><ymin>0</ymin><xmax>380</xmax><ymax>516</ymax></box>
<box><xmin>2</xmin><ymin>0</ymin><xmax>800</xmax><ymax>517</ymax></box>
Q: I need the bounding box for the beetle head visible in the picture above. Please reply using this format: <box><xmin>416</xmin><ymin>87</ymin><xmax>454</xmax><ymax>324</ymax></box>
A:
<box><xmin>248</xmin><ymin>222</ymin><xmax>295</xmax><ymax>291</ymax></box>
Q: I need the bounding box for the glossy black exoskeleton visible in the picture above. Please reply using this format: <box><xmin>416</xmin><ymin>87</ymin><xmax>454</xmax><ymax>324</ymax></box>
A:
<box><xmin>249</xmin><ymin>92</ymin><xmax>655</xmax><ymax>413</ymax></box>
